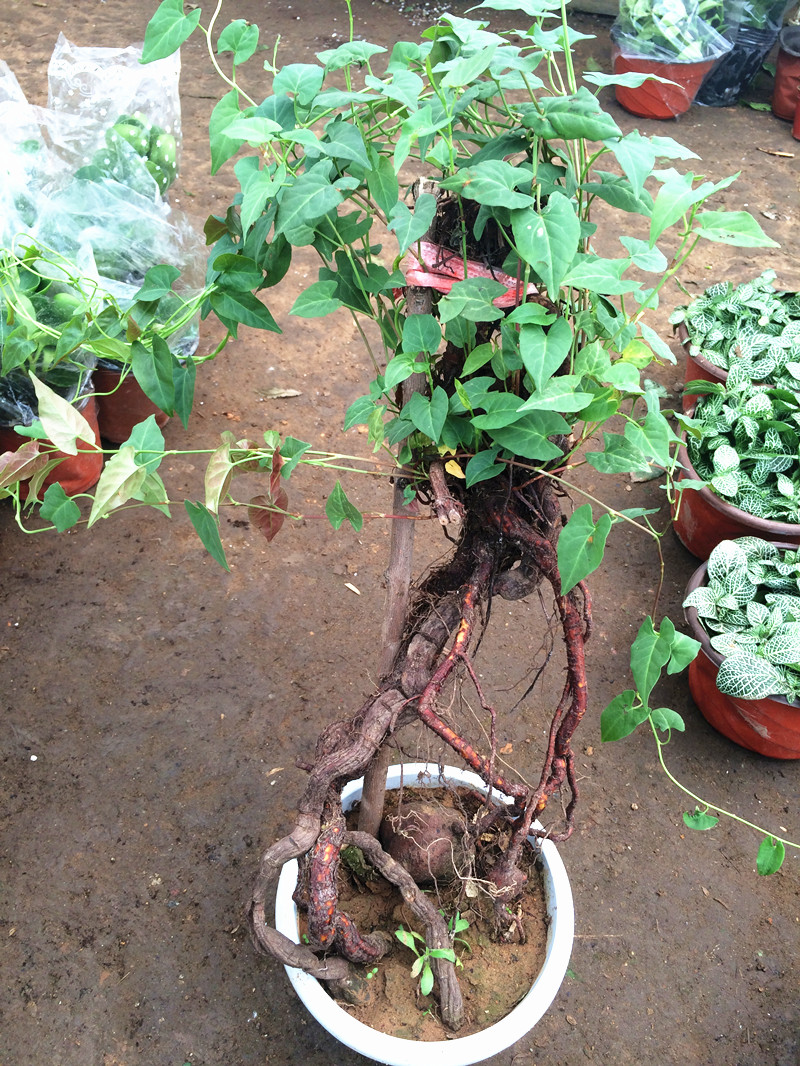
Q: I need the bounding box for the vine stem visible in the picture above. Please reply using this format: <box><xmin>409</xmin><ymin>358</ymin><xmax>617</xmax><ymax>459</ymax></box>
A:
<box><xmin>650</xmin><ymin>721</ymin><xmax>800</xmax><ymax>853</ymax></box>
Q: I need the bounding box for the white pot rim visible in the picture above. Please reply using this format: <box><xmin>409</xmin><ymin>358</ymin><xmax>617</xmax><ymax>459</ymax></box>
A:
<box><xmin>274</xmin><ymin>762</ymin><xmax>575</xmax><ymax>1066</ymax></box>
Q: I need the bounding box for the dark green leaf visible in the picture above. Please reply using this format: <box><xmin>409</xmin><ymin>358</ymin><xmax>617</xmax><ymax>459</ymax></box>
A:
<box><xmin>142</xmin><ymin>0</ymin><xmax>201</xmax><ymax>63</ymax></box>
<box><xmin>437</xmin><ymin>277</ymin><xmax>506</xmax><ymax>324</ymax></box>
<box><xmin>683</xmin><ymin>808</ymin><xmax>720</xmax><ymax>831</ymax></box>
<box><xmin>600</xmin><ymin>690</ymin><xmax>647</xmax><ymax>741</ymax></box>
<box><xmin>290</xmin><ymin>280</ymin><xmax>343</xmax><ymax>318</ymax></box>
<box><xmin>209</xmin><ymin>91</ymin><xmax>248</xmax><ymax>174</ymax></box>
<box><xmin>39</xmin><ymin>483</ymin><xmax>81</xmax><ymax>531</ymax></box>
<box><xmin>208</xmin><ymin>289</ymin><xmax>280</xmax><ymax>335</ymax></box>
<box><xmin>325</xmin><ymin>480</ymin><xmax>363</xmax><ymax>531</ymax></box>
<box><xmin>135</xmin><ymin>264</ymin><xmax>180</xmax><ymax>301</ymax></box>
<box><xmin>488</xmin><ymin>410</ymin><xmax>570</xmax><ymax>460</ymax></box>
<box><xmin>216</xmin><ymin>19</ymin><xmax>259</xmax><ymax>66</ymax></box>
<box><xmin>402</xmin><ymin>314</ymin><xmax>441</xmax><ymax>355</ymax></box>
<box><xmin>184</xmin><ymin>501</ymin><xmax>230</xmax><ymax>570</ymax></box>
<box><xmin>756</xmin><ymin>837</ymin><xmax>785</xmax><ymax>876</ymax></box>
<box><xmin>387</xmin><ymin>192</ymin><xmax>437</xmax><ymax>255</ymax></box>
<box><xmin>275</xmin><ymin>166</ymin><xmax>344</xmax><ymax>246</ymax></box>
<box><xmin>367</xmin><ymin>155</ymin><xmax>400</xmax><ymax>216</ymax></box>
<box><xmin>511</xmin><ymin>192</ymin><xmax>580</xmax><ymax>300</ymax></box>
<box><xmin>558</xmin><ymin>504</ymin><xmax>612</xmax><ymax>594</ymax></box>
<box><xmin>132</xmin><ymin>338</ymin><xmax>174</xmax><ymax>415</ymax></box>
<box><xmin>173</xmin><ymin>359</ymin><xmax>196</xmax><ymax>429</ymax></box>
<box><xmin>404</xmin><ymin>387</ymin><xmax>449</xmax><ymax>442</ymax></box>
<box><xmin>279</xmin><ymin>436</ymin><xmax>311</xmax><ymax>478</ymax></box>
<box><xmin>630</xmin><ymin>616</ymin><xmax>672</xmax><ymax>707</ymax></box>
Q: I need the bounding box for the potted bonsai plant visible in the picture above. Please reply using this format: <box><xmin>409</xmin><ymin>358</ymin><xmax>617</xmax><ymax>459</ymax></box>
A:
<box><xmin>683</xmin><ymin>536</ymin><xmax>800</xmax><ymax>757</ymax></box>
<box><xmin>1</xmin><ymin>0</ymin><xmax>794</xmax><ymax>1058</ymax></box>
<box><xmin>611</xmin><ymin>0</ymin><xmax>733</xmax><ymax>117</ymax></box>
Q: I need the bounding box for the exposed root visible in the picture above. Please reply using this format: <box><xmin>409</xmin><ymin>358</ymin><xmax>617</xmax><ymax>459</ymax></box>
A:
<box><xmin>247</xmin><ymin>470</ymin><xmax>592</xmax><ymax>1026</ymax></box>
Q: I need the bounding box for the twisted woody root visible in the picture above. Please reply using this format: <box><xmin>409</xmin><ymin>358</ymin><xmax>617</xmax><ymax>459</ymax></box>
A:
<box><xmin>247</xmin><ymin>474</ymin><xmax>591</xmax><ymax>1031</ymax></box>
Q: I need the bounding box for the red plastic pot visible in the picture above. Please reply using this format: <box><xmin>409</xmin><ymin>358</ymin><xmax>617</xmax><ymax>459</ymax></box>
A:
<box><xmin>612</xmin><ymin>47</ymin><xmax>716</xmax><ymax>119</ymax></box>
<box><xmin>0</xmin><ymin>393</ymin><xmax>104</xmax><ymax>496</ymax></box>
<box><xmin>93</xmin><ymin>366</ymin><xmax>170</xmax><ymax>444</ymax></box>
<box><xmin>772</xmin><ymin>25</ymin><xmax>800</xmax><ymax>121</ymax></box>
<box><xmin>672</xmin><ymin>436</ymin><xmax>800</xmax><ymax>560</ymax></box>
<box><xmin>684</xmin><ymin>556</ymin><xmax>800</xmax><ymax>758</ymax></box>
<box><xmin>675</xmin><ymin>322</ymin><xmax>728</xmax><ymax>412</ymax></box>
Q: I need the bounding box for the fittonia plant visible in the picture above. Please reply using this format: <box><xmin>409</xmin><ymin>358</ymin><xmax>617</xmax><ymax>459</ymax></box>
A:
<box><xmin>684</xmin><ymin>371</ymin><xmax>800</xmax><ymax>522</ymax></box>
<box><xmin>671</xmin><ymin>270</ymin><xmax>800</xmax><ymax>378</ymax></box>
<box><xmin>683</xmin><ymin>537</ymin><xmax>800</xmax><ymax>701</ymax></box>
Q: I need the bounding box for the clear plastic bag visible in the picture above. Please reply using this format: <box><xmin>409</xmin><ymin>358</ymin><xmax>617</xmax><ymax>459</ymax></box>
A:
<box><xmin>612</xmin><ymin>1</ymin><xmax>734</xmax><ymax>64</ymax></box>
<box><xmin>0</xmin><ymin>38</ymin><xmax>199</xmax><ymax>427</ymax></box>
<box><xmin>47</xmin><ymin>34</ymin><xmax>182</xmax><ymax>168</ymax></box>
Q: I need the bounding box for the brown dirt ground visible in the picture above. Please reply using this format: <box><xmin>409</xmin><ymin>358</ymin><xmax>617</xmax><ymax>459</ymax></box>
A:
<box><xmin>1</xmin><ymin>2</ymin><xmax>799</xmax><ymax>1065</ymax></box>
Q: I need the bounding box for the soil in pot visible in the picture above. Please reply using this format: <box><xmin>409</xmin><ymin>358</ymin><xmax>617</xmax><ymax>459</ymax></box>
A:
<box><xmin>93</xmin><ymin>365</ymin><xmax>170</xmax><ymax>444</ymax></box>
<box><xmin>0</xmin><ymin>393</ymin><xmax>104</xmax><ymax>496</ymax></box>
<box><xmin>300</xmin><ymin>787</ymin><xmax>550</xmax><ymax>1042</ymax></box>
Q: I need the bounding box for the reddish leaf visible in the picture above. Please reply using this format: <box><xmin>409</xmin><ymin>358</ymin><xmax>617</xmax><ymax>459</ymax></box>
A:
<box><xmin>269</xmin><ymin>449</ymin><xmax>283</xmax><ymax>499</ymax></box>
<box><xmin>248</xmin><ymin>489</ymin><xmax>289</xmax><ymax>543</ymax></box>
<box><xmin>0</xmin><ymin>440</ymin><xmax>48</xmax><ymax>490</ymax></box>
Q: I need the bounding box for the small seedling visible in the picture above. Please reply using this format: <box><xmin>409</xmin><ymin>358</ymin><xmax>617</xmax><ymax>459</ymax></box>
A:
<box><xmin>395</xmin><ymin>926</ymin><xmax>457</xmax><ymax>997</ymax></box>
<box><xmin>444</xmin><ymin>910</ymin><xmax>471</xmax><ymax>952</ymax></box>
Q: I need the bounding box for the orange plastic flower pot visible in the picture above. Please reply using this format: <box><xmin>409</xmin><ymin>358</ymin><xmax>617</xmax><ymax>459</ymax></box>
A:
<box><xmin>93</xmin><ymin>366</ymin><xmax>170</xmax><ymax>444</ymax></box>
<box><xmin>672</xmin><ymin>437</ymin><xmax>800</xmax><ymax>560</ymax></box>
<box><xmin>613</xmin><ymin>52</ymin><xmax>716</xmax><ymax>119</ymax></box>
<box><xmin>684</xmin><ymin>558</ymin><xmax>800</xmax><ymax>759</ymax></box>
<box><xmin>0</xmin><ymin>393</ymin><xmax>104</xmax><ymax>497</ymax></box>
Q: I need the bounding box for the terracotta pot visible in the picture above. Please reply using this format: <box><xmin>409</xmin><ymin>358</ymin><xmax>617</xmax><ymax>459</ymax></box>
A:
<box><xmin>612</xmin><ymin>47</ymin><xmax>716</xmax><ymax>119</ymax></box>
<box><xmin>684</xmin><ymin>557</ymin><xmax>800</xmax><ymax>758</ymax></box>
<box><xmin>93</xmin><ymin>366</ymin><xmax>170</xmax><ymax>444</ymax></box>
<box><xmin>0</xmin><ymin>393</ymin><xmax>103</xmax><ymax>496</ymax></box>
<box><xmin>672</xmin><ymin>438</ymin><xmax>800</xmax><ymax>560</ymax></box>
<box><xmin>274</xmin><ymin>762</ymin><xmax>574</xmax><ymax>1066</ymax></box>
<box><xmin>675</xmin><ymin>322</ymin><xmax>728</xmax><ymax>412</ymax></box>
<box><xmin>772</xmin><ymin>26</ymin><xmax>800</xmax><ymax>121</ymax></box>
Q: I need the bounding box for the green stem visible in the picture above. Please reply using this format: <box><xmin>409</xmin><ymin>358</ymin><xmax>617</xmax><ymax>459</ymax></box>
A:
<box><xmin>651</xmin><ymin>721</ymin><xmax>800</xmax><ymax>853</ymax></box>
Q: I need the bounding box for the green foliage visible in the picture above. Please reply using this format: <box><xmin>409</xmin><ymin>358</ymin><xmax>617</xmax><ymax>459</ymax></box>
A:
<box><xmin>684</xmin><ymin>372</ymin><xmax>800</xmax><ymax>523</ymax></box>
<box><xmin>683</xmin><ymin>537</ymin><xmax>800</xmax><ymax>701</ymax></box>
<box><xmin>395</xmin><ymin>923</ymin><xmax>462</xmax><ymax>997</ymax></box>
<box><xmin>671</xmin><ymin>269</ymin><xmax>800</xmax><ymax>374</ymax></box>
<box><xmin>602</xmin><ymin>605</ymin><xmax>794</xmax><ymax>874</ymax></box>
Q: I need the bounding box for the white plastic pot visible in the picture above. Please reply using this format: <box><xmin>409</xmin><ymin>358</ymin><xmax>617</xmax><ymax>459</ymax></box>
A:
<box><xmin>274</xmin><ymin>762</ymin><xmax>575</xmax><ymax>1066</ymax></box>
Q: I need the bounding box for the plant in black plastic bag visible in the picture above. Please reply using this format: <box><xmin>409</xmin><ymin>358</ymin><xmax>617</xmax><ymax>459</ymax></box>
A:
<box><xmin>696</xmin><ymin>0</ymin><xmax>794</xmax><ymax>106</ymax></box>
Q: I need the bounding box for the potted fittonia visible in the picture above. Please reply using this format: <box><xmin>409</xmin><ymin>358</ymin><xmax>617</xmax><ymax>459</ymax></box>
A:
<box><xmin>670</xmin><ymin>270</ymin><xmax>800</xmax><ymax>406</ymax></box>
<box><xmin>1</xmin><ymin>0</ymin><xmax>796</xmax><ymax>1057</ymax></box>
<box><xmin>611</xmin><ymin>0</ymin><xmax>733</xmax><ymax>117</ymax></box>
<box><xmin>683</xmin><ymin>536</ymin><xmax>800</xmax><ymax>757</ymax></box>
<box><xmin>672</xmin><ymin>369</ymin><xmax>800</xmax><ymax>559</ymax></box>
